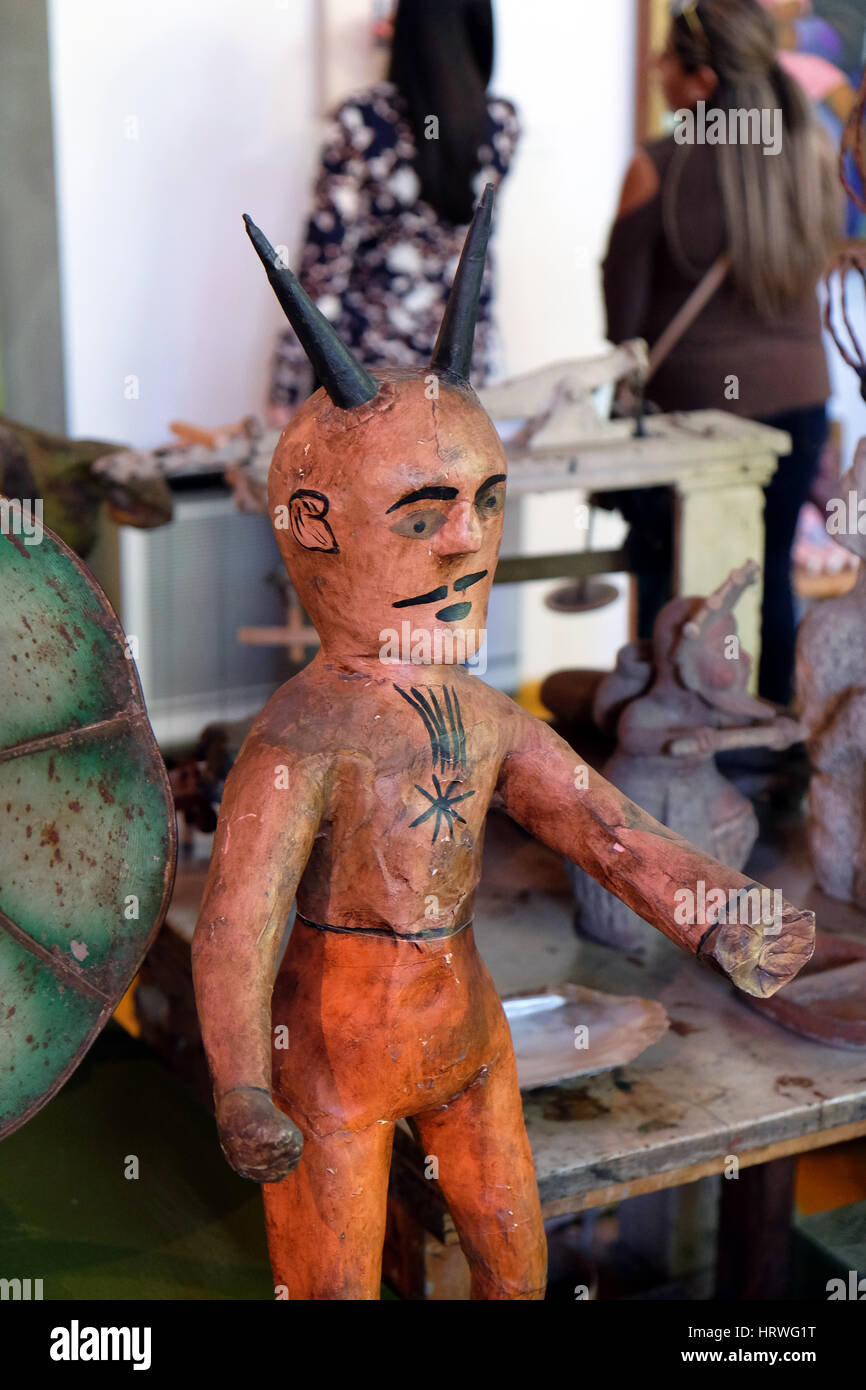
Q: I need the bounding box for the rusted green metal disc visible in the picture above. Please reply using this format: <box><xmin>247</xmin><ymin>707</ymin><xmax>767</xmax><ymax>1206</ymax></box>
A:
<box><xmin>0</xmin><ymin>523</ymin><xmax>176</xmax><ymax>1139</ymax></box>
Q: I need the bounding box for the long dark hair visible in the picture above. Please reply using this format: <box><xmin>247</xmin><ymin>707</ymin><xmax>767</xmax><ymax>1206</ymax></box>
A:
<box><xmin>671</xmin><ymin>0</ymin><xmax>840</xmax><ymax>317</ymax></box>
<box><xmin>388</xmin><ymin>0</ymin><xmax>494</xmax><ymax>225</ymax></box>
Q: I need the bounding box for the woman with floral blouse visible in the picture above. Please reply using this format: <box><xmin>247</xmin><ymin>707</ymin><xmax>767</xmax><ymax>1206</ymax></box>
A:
<box><xmin>267</xmin><ymin>0</ymin><xmax>520</xmax><ymax>426</ymax></box>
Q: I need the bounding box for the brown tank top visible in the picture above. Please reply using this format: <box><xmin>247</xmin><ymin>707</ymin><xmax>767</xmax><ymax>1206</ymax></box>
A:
<box><xmin>602</xmin><ymin>136</ymin><xmax>830</xmax><ymax>419</ymax></box>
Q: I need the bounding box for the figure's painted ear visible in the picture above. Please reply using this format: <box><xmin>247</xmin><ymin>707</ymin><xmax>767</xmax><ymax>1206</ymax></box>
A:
<box><xmin>289</xmin><ymin>489</ymin><xmax>339</xmax><ymax>553</ymax></box>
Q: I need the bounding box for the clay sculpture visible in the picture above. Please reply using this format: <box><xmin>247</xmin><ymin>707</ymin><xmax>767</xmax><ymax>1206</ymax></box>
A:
<box><xmin>570</xmin><ymin>563</ymin><xmax>804</xmax><ymax>954</ymax></box>
<box><xmin>798</xmin><ymin>439</ymin><xmax>866</xmax><ymax>906</ymax></box>
<box><xmin>191</xmin><ymin>189</ymin><xmax>815</xmax><ymax>1300</ymax></box>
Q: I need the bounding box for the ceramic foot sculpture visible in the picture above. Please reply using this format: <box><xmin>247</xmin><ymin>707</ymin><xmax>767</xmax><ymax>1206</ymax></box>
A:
<box><xmin>569</xmin><ymin>563</ymin><xmax>804</xmax><ymax>954</ymax></box>
<box><xmin>798</xmin><ymin>439</ymin><xmax>866</xmax><ymax>906</ymax></box>
<box><xmin>191</xmin><ymin>189</ymin><xmax>815</xmax><ymax>1302</ymax></box>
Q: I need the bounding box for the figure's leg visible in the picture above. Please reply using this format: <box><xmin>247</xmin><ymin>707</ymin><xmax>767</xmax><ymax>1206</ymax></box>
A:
<box><xmin>262</xmin><ymin>1119</ymin><xmax>395</xmax><ymax>1300</ymax></box>
<box><xmin>413</xmin><ymin>1050</ymin><xmax>547</xmax><ymax>1300</ymax></box>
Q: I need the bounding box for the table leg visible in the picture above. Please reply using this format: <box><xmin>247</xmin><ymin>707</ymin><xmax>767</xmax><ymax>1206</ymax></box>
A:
<box><xmin>715</xmin><ymin>1155</ymin><xmax>797</xmax><ymax>1300</ymax></box>
<box><xmin>383</xmin><ymin>1190</ymin><xmax>471</xmax><ymax>1300</ymax></box>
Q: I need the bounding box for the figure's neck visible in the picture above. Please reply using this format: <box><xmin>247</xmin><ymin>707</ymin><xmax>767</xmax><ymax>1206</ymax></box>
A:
<box><xmin>312</xmin><ymin>647</ymin><xmax>464</xmax><ymax>685</ymax></box>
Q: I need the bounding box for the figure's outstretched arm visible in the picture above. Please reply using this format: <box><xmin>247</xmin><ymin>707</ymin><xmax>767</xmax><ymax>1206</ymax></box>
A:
<box><xmin>192</xmin><ymin>735</ymin><xmax>327</xmax><ymax>1181</ymax></box>
<box><xmin>497</xmin><ymin>711</ymin><xmax>814</xmax><ymax>999</ymax></box>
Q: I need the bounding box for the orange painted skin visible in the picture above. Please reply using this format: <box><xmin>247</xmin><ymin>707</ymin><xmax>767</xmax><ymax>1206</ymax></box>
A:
<box><xmin>192</xmin><ymin>371</ymin><xmax>813</xmax><ymax>1300</ymax></box>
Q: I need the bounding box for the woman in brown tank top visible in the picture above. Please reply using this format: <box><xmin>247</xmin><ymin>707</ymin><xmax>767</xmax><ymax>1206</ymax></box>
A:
<box><xmin>603</xmin><ymin>0</ymin><xmax>841</xmax><ymax>704</ymax></box>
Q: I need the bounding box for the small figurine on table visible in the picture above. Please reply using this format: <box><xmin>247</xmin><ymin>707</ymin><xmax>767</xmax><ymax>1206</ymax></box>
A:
<box><xmin>798</xmin><ymin>440</ymin><xmax>866</xmax><ymax>906</ymax></box>
<box><xmin>569</xmin><ymin>563</ymin><xmax>804</xmax><ymax>954</ymax></box>
<box><xmin>192</xmin><ymin>189</ymin><xmax>814</xmax><ymax>1301</ymax></box>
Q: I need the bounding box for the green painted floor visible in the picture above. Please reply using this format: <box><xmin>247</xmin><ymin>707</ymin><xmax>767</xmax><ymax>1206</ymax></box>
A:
<box><xmin>0</xmin><ymin>1024</ymin><xmax>274</xmax><ymax>1300</ymax></box>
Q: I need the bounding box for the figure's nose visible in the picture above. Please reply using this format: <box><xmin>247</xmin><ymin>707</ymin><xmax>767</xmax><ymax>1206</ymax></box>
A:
<box><xmin>430</xmin><ymin>501</ymin><xmax>482</xmax><ymax>555</ymax></box>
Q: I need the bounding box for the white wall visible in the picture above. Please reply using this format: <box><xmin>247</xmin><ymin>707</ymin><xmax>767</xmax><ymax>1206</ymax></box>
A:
<box><xmin>48</xmin><ymin>0</ymin><xmax>318</xmax><ymax>444</ymax></box>
<box><xmin>493</xmin><ymin>0</ymin><xmax>635</xmax><ymax>373</ymax></box>
<box><xmin>48</xmin><ymin>0</ymin><xmax>636</xmax><ymax>686</ymax></box>
<box><xmin>49</xmin><ymin>0</ymin><xmax>635</xmax><ymax>432</ymax></box>
<box><xmin>492</xmin><ymin>0</ymin><xmax>636</xmax><ymax>685</ymax></box>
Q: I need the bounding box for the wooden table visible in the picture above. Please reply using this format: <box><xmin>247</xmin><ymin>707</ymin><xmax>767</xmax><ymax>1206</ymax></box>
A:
<box><xmin>496</xmin><ymin>410</ymin><xmax>791</xmax><ymax>680</ymax></box>
<box><xmin>383</xmin><ymin>816</ymin><xmax>866</xmax><ymax>1299</ymax></box>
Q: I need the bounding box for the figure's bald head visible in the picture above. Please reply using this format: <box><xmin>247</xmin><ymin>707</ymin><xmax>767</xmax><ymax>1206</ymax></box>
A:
<box><xmin>247</xmin><ymin>186</ymin><xmax>501</xmax><ymax>665</ymax></box>
<box><xmin>268</xmin><ymin>370</ymin><xmax>507</xmax><ymax>661</ymax></box>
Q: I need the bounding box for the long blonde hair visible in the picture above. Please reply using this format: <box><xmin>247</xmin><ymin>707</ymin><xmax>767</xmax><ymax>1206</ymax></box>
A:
<box><xmin>671</xmin><ymin>0</ymin><xmax>841</xmax><ymax>318</ymax></box>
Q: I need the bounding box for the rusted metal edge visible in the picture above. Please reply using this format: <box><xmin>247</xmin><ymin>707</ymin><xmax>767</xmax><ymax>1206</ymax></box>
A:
<box><xmin>0</xmin><ymin>523</ymin><xmax>179</xmax><ymax>1142</ymax></box>
<box><xmin>0</xmin><ymin>801</ymin><xmax>177</xmax><ymax>1143</ymax></box>
<box><xmin>0</xmin><ymin>996</ymin><xmax>118</xmax><ymax>1144</ymax></box>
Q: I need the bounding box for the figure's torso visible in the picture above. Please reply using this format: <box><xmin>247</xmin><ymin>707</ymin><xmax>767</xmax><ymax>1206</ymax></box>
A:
<box><xmin>255</xmin><ymin>662</ymin><xmax>516</xmax><ymax>936</ymax></box>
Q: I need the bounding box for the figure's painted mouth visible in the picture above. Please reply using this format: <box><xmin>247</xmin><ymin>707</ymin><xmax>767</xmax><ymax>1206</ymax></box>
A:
<box><xmin>393</xmin><ymin>570</ymin><xmax>487</xmax><ymax>622</ymax></box>
<box><xmin>435</xmin><ymin>602</ymin><xmax>471</xmax><ymax>621</ymax></box>
<box><xmin>393</xmin><ymin>586</ymin><xmax>448</xmax><ymax>609</ymax></box>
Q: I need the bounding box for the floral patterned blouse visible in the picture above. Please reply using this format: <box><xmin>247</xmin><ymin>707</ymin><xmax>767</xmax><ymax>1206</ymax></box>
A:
<box><xmin>269</xmin><ymin>81</ymin><xmax>520</xmax><ymax>411</ymax></box>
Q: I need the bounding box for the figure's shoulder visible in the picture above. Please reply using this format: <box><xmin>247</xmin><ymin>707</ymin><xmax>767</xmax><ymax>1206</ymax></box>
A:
<box><xmin>239</xmin><ymin>671</ymin><xmax>339</xmax><ymax>765</ymax></box>
<box><xmin>469</xmin><ymin>678</ymin><xmax>533</xmax><ymax>741</ymax></box>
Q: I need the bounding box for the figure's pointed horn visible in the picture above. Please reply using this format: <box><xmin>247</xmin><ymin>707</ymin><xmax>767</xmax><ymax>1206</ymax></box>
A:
<box><xmin>430</xmin><ymin>184</ymin><xmax>495</xmax><ymax>384</ymax></box>
<box><xmin>243</xmin><ymin>214</ymin><xmax>378</xmax><ymax>410</ymax></box>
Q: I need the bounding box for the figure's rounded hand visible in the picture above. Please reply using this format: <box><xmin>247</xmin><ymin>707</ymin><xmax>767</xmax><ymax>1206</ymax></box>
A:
<box><xmin>215</xmin><ymin>1086</ymin><xmax>303</xmax><ymax>1183</ymax></box>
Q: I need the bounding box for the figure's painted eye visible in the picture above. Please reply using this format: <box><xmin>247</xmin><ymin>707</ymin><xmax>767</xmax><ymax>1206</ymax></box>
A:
<box><xmin>390</xmin><ymin>509</ymin><xmax>447</xmax><ymax>539</ymax></box>
<box><xmin>474</xmin><ymin>482</ymin><xmax>505</xmax><ymax>519</ymax></box>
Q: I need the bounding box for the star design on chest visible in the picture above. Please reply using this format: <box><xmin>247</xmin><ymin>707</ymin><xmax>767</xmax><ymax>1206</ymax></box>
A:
<box><xmin>409</xmin><ymin>774</ymin><xmax>475</xmax><ymax>843</ymax></box>
<box><xmin>395</xmin><ymin>684</ymin><xmax>475</xmax><ymax>844</ymax></box>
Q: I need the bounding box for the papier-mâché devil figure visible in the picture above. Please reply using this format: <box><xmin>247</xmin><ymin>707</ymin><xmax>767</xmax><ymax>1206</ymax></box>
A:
<box><xmin>192</xmin><ymin>187</ymin><xmax>815</xmax><ymax>1300</ymax></box>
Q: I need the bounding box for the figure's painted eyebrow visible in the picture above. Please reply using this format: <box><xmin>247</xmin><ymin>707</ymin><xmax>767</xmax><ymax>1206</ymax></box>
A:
<box><xmin>475</xmin><ymin>474</ymin><xmax>507</xmax><ymax>497</ymax></box>
<box><xmin>386</xmin><ymin>485</ymin><xmax>459</xmax><ymax>514</ymax></box>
